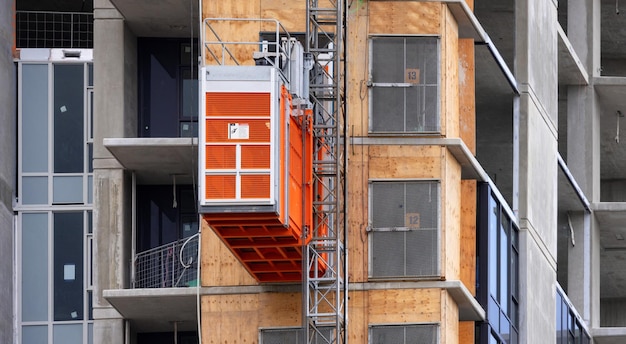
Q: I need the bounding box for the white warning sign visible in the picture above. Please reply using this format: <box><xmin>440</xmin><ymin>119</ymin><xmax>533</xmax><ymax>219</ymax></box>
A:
<box><xmin>229</xmin><ymin>123</ymin><xmax>249</xmax><ymax>139</ymax></box>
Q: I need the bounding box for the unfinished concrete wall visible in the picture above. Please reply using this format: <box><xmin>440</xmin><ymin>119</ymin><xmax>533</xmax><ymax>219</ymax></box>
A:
<box><xmin>600</xmin><ymin>298</ymin><xmax>626</xmax><ymax>326</ymax></box>
<box><xmin>600</xmin><ymin>180</ymin><xmax>626</xmax><ymax>201</ymax></box>
<box><xmin>0</xmin><ymin>0</ymin><xmax>15</xmax><ymax>342</ymax></box>
<box><xmin>516</xmin><ymin>0</ymin><xmax>560</xmax><ymax>343</ymax></box>
<box><xmin>92</xmin><ymin>1</ymin><xmax>137</xmax><ymax>343</ymax></box>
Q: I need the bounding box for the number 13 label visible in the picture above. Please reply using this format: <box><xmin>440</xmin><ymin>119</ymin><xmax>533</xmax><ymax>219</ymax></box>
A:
<box><xmin>405</xmin><ymin>68</ymin><xmax>420</xmax><ymax>84</ymax></box>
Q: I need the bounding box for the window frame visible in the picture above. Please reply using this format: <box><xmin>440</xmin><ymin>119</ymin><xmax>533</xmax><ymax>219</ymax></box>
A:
<box><xmin>476</xmin><ymin>183</ymin><xmax>519</xmax><ymax>344</ymax></box>
<box><xmin>259</xmin><ymin>326</ymin><xmax>335</xmax><ymax>343</ymax></box>
<box><xmin>556</xmin><ymin>287</ymin><xmax>591</xmax><ymax>344</ymax></box>
<box><xmin>16</xmin><ymin>56</ymin><xmax>94</xmax><ymax>344</ymax></box>
<box><xmin>368</xmin><ymin>323</ymin><xmax>439</xmax><ymax>344</ymax></box>
<box><xmin>368</xmin><ymin>35</ymin><xmax>441</xmax><ymax>134</ymax></box>
<box><xmin>368</xmin><ymin>179</ymin><xmax>441</xmax><ymax>280</ymax></box>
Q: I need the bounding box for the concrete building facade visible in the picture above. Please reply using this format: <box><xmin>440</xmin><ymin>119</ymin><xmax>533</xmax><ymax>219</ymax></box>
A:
<box><xmin>5</xmin><ymin>0</ymin><xmax>626</xmax><ymax>343</ymax></box>
<box><xmin>0</xmin><ymin>0</ymin><xmax>15</xmax><ymax>343</ymax></box>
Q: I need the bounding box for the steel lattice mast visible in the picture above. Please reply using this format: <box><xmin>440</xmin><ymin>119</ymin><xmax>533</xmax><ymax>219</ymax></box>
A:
<box><xmin>304</xmin><ymin>0</ymin><xmax>347</xmax><ymax>343</ymax></box>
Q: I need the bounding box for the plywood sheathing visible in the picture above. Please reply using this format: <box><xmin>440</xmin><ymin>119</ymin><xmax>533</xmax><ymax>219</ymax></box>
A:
<box><xmin>347</xmin><ymin>144</ymin><xmax>369</xmax><ymax>283</ymax></box>
<box><xmin>442</xmin><ymin>290</ymin><xmax>460</xmax><ymax>343</ymax></box>
<box><xmin>459</xmin><ymin>181</ymin><xmax>477</xmax><ymax>293</ymax></box>
<box><xmin>346</xmin><ymin>0</ymin><xmax>369</xmax><ymax>137</ymax></box>
<box><xmin>459</xmin><ymin>38</ymin><xmax>476</xmax><ymax>153</ymax></box>
<box><xmin>260</xmin><ymin>0</ymin><xmax>307</xmax><ymax>32</ymax></box>
<box><xmin>201</xmin><ymin>288</ymin><xmax>447</xmax><ymax>343</ymax></box>
<box><xmin>369</xmin><ymin>2</ymin><xmax>441</xmax><ymax>35</ymax></box>
<box><xmin>444</xmin><ymin>7</ymin><xmax>460</xmax><ymax>138</ymax></box>
<box><xmin>201</xmin><ymin>292</ymin><xmax>301</xmax><ymax>343</ymax></box>
<box><xmin>368</xmin><ymin>146</ymin><xmax>442</xmax><ymax>179</ymax></box>
<box><xmin>203</xmin><ymin>1</ymin><xmax>261</xmax><ymax>18</ymax></box>
<box><xmin>443</xmin><ymin>150</ymin><xmax>462</xmax><ymax>281</ymax></box>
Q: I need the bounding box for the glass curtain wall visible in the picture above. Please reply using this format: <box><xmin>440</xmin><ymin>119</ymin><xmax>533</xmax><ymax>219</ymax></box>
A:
<box><xmin>17</xmin><ymin>60</ymin><xmax>94</xmax><ymax>344</ymax></box>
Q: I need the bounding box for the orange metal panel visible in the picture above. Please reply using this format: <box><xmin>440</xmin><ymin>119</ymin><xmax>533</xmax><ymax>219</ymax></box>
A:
<box><xmin>241</xmin><ymin>145</ymin><xmax>271</xmax><ymax>169</ymax></box>
<box><xmin>201</xmin><ymin>87</ymin><xmax>321</xmax><ymax>283</ymax></box>
<box><xmin>205</xmin><ymin>175</ymin><xmax>236</xmax><ymax>199</ymax></box>
<box><xmin>205</xmin><ymin>145</ymin><xmax>236</xmax><ymax>169</ymax></box>
<box><xmin>278</xmin><ymin>86</ymin><xmax>288</xmax><ymax>225</ymax></box>
<box><xmin>206</xmin><ymin>92</ymin><xmax>270</xmax><ymax>116</ymax></box>
<box><xmin>241</xmin><ymin>175</ymin><xmax>270</xmax><ymax>198</ymax></box>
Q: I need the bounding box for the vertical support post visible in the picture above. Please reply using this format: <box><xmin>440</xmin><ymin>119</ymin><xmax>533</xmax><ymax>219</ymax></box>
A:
<box><xmin>131</xmin><ymin>172</ymin><xmax>136</xmax><ymax>288</ymax></box>
<box><xmin>305</xmin><ymin>1</ymin><xmax>347</xmax><ymax>343</ymax></box>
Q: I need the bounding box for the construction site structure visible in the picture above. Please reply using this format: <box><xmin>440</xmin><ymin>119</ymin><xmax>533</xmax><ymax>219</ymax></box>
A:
<box><xmin>9</xmin><ymin>0</ymin><xmax>617</xmax><ymax>344</ymax></box>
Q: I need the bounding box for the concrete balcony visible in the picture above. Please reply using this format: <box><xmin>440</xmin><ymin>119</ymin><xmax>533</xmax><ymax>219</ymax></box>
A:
<box><xmin>104</xmin><ymin>137</ymin><xmax>197</xmax><ymax>185</ymax></box>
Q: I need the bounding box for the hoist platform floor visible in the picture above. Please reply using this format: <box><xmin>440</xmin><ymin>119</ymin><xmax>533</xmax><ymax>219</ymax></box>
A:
<box><xmin>203</xmin><ymin>213</ymin><xmax>312</xmax><ymax>283</ymax></box>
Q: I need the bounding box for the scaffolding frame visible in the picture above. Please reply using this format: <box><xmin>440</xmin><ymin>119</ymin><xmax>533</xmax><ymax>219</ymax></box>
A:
<box><xmin>304</xmin><ymin>0</ymin><xmax>347</xmax><ymax>343</ymax></box>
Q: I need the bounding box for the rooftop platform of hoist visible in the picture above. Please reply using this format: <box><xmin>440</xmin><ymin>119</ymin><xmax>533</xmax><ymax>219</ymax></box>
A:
<box><xmin>198</xmin><ymin>18</ymin><xmax>320</xmax><ymax>282</ymax></box>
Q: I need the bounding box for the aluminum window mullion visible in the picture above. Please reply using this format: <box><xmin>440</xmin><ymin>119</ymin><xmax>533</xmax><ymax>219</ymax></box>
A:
<box><xmin>47</xmin><ymin>211</ymin><xmax>53</xmax><ymax>342</ymax></box>
<box><xmin>403</xmin><ymin>183</ymin><xmax>408</xmax><ymax>276</ymax></box>
<box><xmin>48</xmin><ymin>63</ymin><xmax>54</xmax><ymax>206</ymax></box>
<box><xmin>403</xmin><ymin>38</ymin><xmax>407</xmax><ymax>132</ymax></box>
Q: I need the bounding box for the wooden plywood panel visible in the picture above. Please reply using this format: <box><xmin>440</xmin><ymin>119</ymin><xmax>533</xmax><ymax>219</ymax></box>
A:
<box><xmin>459</xmin><ymin>321</ymin><xmax>475</xmax><ymax>344</ymax></box>
<box><xmin>441</xmin><ymin>291</ymin><xmax>459</xmax><ymax>344</ymax></box>
<box><xmin>459</xmin><ymin>39</ymin><xmax>476</xmax><ymax>153</ymax></box>
<box><xmin>368</xmin><ymin>289</ymin><xmax>441</xmax><ymax>324</ymax></box>
<box><xmin>369</xmin><ymin>2</ymin><xmax>441</xmax><ymax>35</ymax></box>
<box><xmin>442</xmin><ymin>152</ymin><xmax>461</xmax><ymax>280</ymax></box>
<box><xmin>346</xmin><ymin>1</ymin><xmax>369</xmax><ymax>137</ymax></box>
<box><xmin>201</xmin><ymin>219</ymin><xmax>257</xmax><ymax>286</ymax></box>
<box><xmin>258</xmin><ymin>292</ymin><xmax>301</xmax><ymax>326</ymax></box>
<box><xmin>347</xmin><ymin>146</ymin><xmax>369</xmax><ymax>283</ymax></box>
<box><xmin>203</xmin><ymin>21</ymin><xmax>263</xmax><ymax>66</ymax></box>
<box><xmin>348</xmin><ymin>291</ymin><xmax>368</xmax><ymax>343</ymax></box>
<box><xmin>460</xmin><ymin>180</ymin><xmax>477</xmax><ymax>294</ymax></box>
<box><xmin>201</xmin><ymin>294</ymin><xmax>260</xmax><ymax>343</ymax></box>
<box><xmin>368</xmin><ymin>146</ymin><xmax>442</xmax><ymax>179</ymax></box>
<box><xmin>200</xmin><ymin>293</ymin><xmax>301</xmax><ymax>342</ymax></box>
<box><xmin>203</xmin><ymin>1</ymin><xmax>261</xmax><ymax>18</ymax></box>
<box><xmin>442</xmin><ymin>7</ymin><xmax>459</xmax><ymax>138</ymax></box>
<box><xmin>260</xmin><ymin>0</ymin><xmax>307</xmax><ymax>32</ymax></box>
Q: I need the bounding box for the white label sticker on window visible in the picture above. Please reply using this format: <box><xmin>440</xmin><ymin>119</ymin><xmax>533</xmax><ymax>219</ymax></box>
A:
<box><xmin>64</xmin><ymin>264</ymin><xmax>76</xmax><ymax>281</ymax></box>
<box><xmin>229</xmin><ymin>123</ymin><xmax>249</xmax><ymax>139</ymax></box>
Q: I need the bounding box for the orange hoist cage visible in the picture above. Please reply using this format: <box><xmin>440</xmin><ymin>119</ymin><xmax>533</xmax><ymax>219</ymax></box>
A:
<box><xmin>202</xmin><ymin>84</ymin><xmax>322</xmax><ymax>282</ymax></box>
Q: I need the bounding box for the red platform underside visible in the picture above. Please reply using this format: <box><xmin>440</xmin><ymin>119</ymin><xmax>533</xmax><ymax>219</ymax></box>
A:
<box><xmin>203</xmin><ymin>213</ymin><xmax>310</xmax><ymax>283</ymax></box>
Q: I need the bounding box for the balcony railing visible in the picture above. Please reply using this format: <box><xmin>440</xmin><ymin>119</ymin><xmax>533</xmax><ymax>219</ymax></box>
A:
<box><xmin>16</xmin><ymin>11</ymin><xmax>93</xmax><ymax>49</ymax></box>
<box><xmin>134</xmin><ymin>233</ymin><xmax>199</xmax><ymax>288</ymax></box>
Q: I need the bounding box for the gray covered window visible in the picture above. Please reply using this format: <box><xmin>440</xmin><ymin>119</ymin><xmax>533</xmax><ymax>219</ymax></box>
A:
<box><xmin>54</xmin><ymin>64</ymin><xmax>84</xmax><ymax>173</ymax></box>
<box><xmin>53</xmin><ymin>212</ymin><xmax>84</xmax><ymax>321</ymax></box>
<box><xmin>21</xmin><ymin>213</ymin><xmax>49</xmax><ymax>322</ymax></box>
<box><xmin>21</xmin><ymin>64</ymin><xmax>49</xmax><ymax>173</ymax></box>
<box><xmin>370</xmin><ymin>36</ymin><xmax>439</xmax><ymax>133</ymax></box>
<box><xmin>370</xmin><ymin>181</ymin><xmax>439</xmax><ymax>278</ymax></box>
<box><xmin>260</xmin><ymin>327</ymin><xmax>334</xmax><ymax>343</ymax></box>
<box><xmin>370</xmin><ymin>324</ymin><xmax>438</xmax><ymax>344</ymax></box>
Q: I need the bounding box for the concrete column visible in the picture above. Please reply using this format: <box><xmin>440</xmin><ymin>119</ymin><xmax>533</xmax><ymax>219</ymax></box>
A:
<box><xmin>93</xmin><ymin>1</ymin><xmax>137</xmax><ymax>343</ymax></box>
<box><xmin>515</xmin><ymin>0</ymin><xmax>560</xmax><ymax>342</ymax></box>
<box><xmin>567</xmin><ymin>211</ymin><xmax>592</xmax><ymax>323</ymax></box>
<box><xmin>565</xmin><ymin>0</ymin><xmax>602</xmax><ymax>329</ymax></box>
<box><xmin>0</xmin><ymin>0</ymin><xmax>15</xmax><ymax>342</ymax></box>
<box><xmin>566</xmin><ymin>86</ymin><xmax>601</xmax><ymax>201</ymax></box>
<box><xmin>567</xmin><ymin>0</ymin><xmax>601</xmax><ymax>77</ymax></box>
<box><xmin>566</xmin><ymin>0</ymin><xmax>601</xmax><ymax>200</ymax></box>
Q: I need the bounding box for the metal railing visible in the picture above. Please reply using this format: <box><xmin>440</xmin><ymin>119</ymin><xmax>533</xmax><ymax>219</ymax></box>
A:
<box><xmin>203</xmin><ymin>18</ymin><xmax>292</xmax><ymax>68</ymax></box>
<box><xmin>16</xmin><ymin>11</ymin><xmax>93</xmax><ymax>49</ymax></box>
<box><xmin>134</xmin><ymin>233</ymin><xmax>199</xmax><ymax>288</ymax></box>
